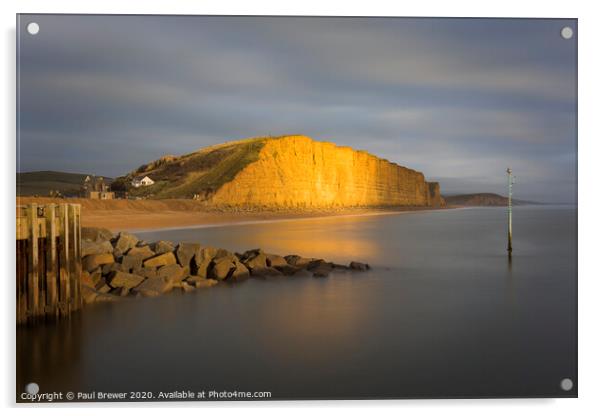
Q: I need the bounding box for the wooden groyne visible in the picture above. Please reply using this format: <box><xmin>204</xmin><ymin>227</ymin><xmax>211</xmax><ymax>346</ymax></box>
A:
<box><xmin>16</xmin><ymin>203</ymin><xmax>82</xmax><ymax>324</ymax></box>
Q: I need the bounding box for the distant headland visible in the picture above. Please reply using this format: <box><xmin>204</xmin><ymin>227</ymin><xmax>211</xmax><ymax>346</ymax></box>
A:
<box><xmin>444</xmin><ymin>193</ymin><xmax>541</xmax><ymax>207</ymax></box>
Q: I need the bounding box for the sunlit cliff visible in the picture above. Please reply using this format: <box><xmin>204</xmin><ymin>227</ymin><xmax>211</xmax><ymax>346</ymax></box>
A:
<box><xmin>119</xmin><ymin>135</ymin><xmax>445</xmax><ymax>209</ymax></box>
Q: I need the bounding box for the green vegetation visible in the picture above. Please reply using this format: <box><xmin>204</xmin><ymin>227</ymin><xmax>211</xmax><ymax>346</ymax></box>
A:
<box><xmin>16</xmin><ymin>171</ymin><xmax>112</xmax><ymax>197</ymax></box>
<box><xmin>121</xmin><ymin>136</ymin><xmax>269</xmax><ymax>199</ymax></box>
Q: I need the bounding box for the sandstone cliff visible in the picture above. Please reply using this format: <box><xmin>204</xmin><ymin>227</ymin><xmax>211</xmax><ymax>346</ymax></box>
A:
<box><xmin>122</xmin><ymin>135</ymin><xmax>445</xmax><ymax>209</ymax></box>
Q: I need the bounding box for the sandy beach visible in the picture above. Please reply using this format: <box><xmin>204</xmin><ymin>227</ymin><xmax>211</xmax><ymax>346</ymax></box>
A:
<box><xmin>16</xmin><ymin>197</ymin><xmax>448</xmax><ymax>231</ymax></box>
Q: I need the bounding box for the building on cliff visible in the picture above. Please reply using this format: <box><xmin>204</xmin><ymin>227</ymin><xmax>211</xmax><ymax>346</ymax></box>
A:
<box><xmin>124</xmin><ymin>135</ymin><xmax>446</xmax><ymax>209</ymax></box>
<box><xmin>131</xmin><ymin>175</ymin><xmax>155</xmax><ymax>188</ymax></box>
<box><xmin>81</xmin><ymin>175</ymin><xmax>114</xmax><ymax>200</ymax></box>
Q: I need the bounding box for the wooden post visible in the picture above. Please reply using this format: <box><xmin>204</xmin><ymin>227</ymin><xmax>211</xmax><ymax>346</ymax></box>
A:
<box><xmin>75</xmin><ymin>204</ymin><xmax>82</xmax><ymax>309</ymax></box>
<box><xmin>16</xmin><ymin>240</ymin><xmax>26</xmax><ymax>324</ymax></box>
<box><xmin>58</xmin><ymin>204</ymin><xmax>71</xmax><ymax>316</ymax></box>
<box><xmin>45</xmin><ymin>204</ymin><xmax>59</xmax><ymax>318</ymax></box>
<box><xmin>16</xmin><ymin>206</ymin><xmax>26</xmax><ymax>324</ymax></box>
<box><xmin>17</xmin><ymin>203</ymin><xmax>82</xmax><ymax>324</ymax></box>
<box><xmin>27</xmin><ymin>203</ymin><xmax>40</xmax><ymax>321</ymax></box>
<box><xmin>68</xmin><ymin>204</ymin><xmax>81</xmax><ymax>311</ymax></box>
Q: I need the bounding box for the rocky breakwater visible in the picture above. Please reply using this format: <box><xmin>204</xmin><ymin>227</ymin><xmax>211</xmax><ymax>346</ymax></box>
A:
<box><xmin>80</xmin><ymin>227</ymin><xmax>370</xmax><ymax>304</ymax></box>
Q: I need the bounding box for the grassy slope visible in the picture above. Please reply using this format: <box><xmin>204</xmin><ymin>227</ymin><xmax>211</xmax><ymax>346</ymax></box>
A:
<box><xmin>124</xmin><ymin>137</ymin><xmax>268</xmax><ymax>199</ymax></box>
<box><xmin>16</xmin><ymin>171</ymin><xmax>112</xmax><ymax>196</ymax></box>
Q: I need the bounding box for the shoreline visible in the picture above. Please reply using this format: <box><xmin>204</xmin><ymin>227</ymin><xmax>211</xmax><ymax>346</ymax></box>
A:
<box><xmin>16</xmin><ymin>197</ymin><xmax>453</xmax><ymax>231</ymax></box>
<box><xmin>130</xmin><ymin>207</ymin><xmax>457</xmax><ymax>233</ymax></box>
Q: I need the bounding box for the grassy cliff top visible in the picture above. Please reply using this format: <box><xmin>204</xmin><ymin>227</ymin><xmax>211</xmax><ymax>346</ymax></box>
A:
<box><xmin>119</xmin><ymin>136</ymin><xmax>284</xmax><ymax>199</ymax></box>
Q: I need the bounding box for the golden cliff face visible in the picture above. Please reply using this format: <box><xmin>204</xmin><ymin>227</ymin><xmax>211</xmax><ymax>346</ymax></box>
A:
<box><xmin>209</xmin><ymin>136</ymin><xmax>444</xmax><ymax>208</ymax></box>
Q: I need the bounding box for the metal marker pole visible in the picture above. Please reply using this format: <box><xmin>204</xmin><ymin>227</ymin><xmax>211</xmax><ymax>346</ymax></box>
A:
<box><xmin>507</xmin><ymin>168</ymin><xmax>513</xmax><ymax>256</ymax></box>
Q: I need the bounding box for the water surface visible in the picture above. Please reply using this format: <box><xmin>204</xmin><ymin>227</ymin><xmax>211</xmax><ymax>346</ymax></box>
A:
<box><xmin>17</xmin><ymin>206</ymin><xmax>577</xmax><ymax>400</ymax></box>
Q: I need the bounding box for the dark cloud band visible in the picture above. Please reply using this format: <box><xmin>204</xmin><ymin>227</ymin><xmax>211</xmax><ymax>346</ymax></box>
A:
<box><xmin>17</xmin><ymin>15</ymin><xmax>577</xmax><ymax>203</ymax></box>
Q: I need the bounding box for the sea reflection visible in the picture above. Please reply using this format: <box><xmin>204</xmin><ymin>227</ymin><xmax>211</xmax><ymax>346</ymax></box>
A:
<box><xmin>139</xmin><ymin>214</ymin><xmax>384</xmax><ymax>263</ymax></box>
<box><xmin>249</xmin><ymin>272</ymin><xmax>379</xmax><ymax>363</ymax></box>
<box><xmin>17</xmin><ymin>314</ymin><xmax>84</xmax><ymax>395</ymax></box>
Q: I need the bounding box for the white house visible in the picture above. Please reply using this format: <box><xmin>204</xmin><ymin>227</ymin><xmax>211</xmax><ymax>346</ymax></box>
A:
<box><xmin>131</xmin><ymin>176</ymin><xmax>155</xmax><ymax>188</ymax></box>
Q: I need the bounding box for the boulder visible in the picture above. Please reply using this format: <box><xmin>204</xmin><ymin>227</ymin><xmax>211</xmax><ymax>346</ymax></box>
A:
<box><xmin>275</xmin><ymin>264</ymin><xmax>301</xmax><ymax>276</ymax></box>
<box><xmin>239</xmin><ymin>248</ymin><xmax>263</xmax><ymax>262</ymax></box>
<box><xmin>152</xmin><ymin>240</ymin><xmax>175</xmax><ymax>255</ymax></box>
<box><xmin>350</xmin><ymin>261</ymin><xmax>370</xmax><ymax>271</ymax></box>
<box><xmin>284</xmin><ymin>255</ymin><xmax>315</xmax><ymax>268</ymax></box>
<box><xmin>97</xmin><ymin>283</ymin><xmax>112</xmax><ymax>294</ymax></box>
<box><xmin>82</xmin><ymin>253</ymin><xmax>115</xmax><ymax>272</ymax></box>
<box><xmin>126</xmin><ymin>245</ymin><xmax>155</xmax><ymax>260</ymax></box>
<box><xmin>81</xmin><ymin>227</ymin><xmax>113</xmax><ymax>242</ymax></box>
<box><xmin>193</xmin><ymin>246</ymin><xmax>219</xmax><ymax>277</ymax></box>
<box><xmin>112</xmin><ymin>248</ymin><xmax>124</xmax><ymax>261</ymax></box>
<box><xmin>216</xmin><ymin>248</ymin><xmax>234</xmax><ymax>257</ymax></box>
<box><xmin>307</xmin><ymin>259</ymin><xmax>329</xmax><ymax>270</ymax></box>
<box><xmin>94</xmin><ymin>277</ymin><xmax>107</xmax><ymax>290</ymax></box>
<box><xmin>266</xmin><ymin>254</ymin><xmax>288</xmax><ymax>268</ymax></box>
<box><xmin>202</xmin><ymin>279</ymin><xmax>219</xmax><ymax>288</ymax></box>
<box><xmin>185</xmin><ymin>275</ymin><xmax>219</xmax><ymax>288</ymax></box>
<box><xmin>81</xmin><ymin>285</ymin><xmax>98</xmax><ymax>304</ymax></box>
<box><xmin>133</xmin><ymin>267</ymin><xmax>158</xmax><ymax>279</ymax></box>
<box><xmin>102</xmin><ymin>262</ymin><xmax>124</xmax><ymax>276</ymax></box>
<box><xmin>95</xmin><ymin>293</ymin><xmax>120</xmax><ymax>302</ymax></box>
<box><xmin>208</xmin><ymin>256</ymin><xmax>236</xmax><ymax>280</ymax></box>
<box><xmin>120</xmin><ymin>246</ymin><xmax>156</xmax><ymax>272</ymax></box>
<box><xmin>185</xmin><ymin>275</ymin><xmax>205</xmax><ymax>285</ymax></box>
<box><xmin>120</xmin><ymin>254</ymin><xmax>144</xmax><ymax>272</ymax></box>
<box><xmin>110</xmin><ymin>287</ymin><xmax>130</xmax><ymax>297</ymax></box>
<box><xmin>310</xmin><ymin>260</ymin><xmax>334</xmax><ymax>278</ymax></box>
<box><xmin>180</xmin><ymin>281</ymin><xmax>195</xmax><ymax>293</ymax></box>
<box><xmin>284</xmin><ymin>254</ymin><xmax>300</xmax><ymax>265</ymax></box>
<box><xmin>231</xmin><ymin>259</ymin><xmax>250</xmax><ymax>280</ymax></box>
<box><xmin>252</xmin><ymin>267</ymin><xmax>283</xmax><ymax>278</ymax></box>
<box><xmin>113</xmin><ymin>232</ymin><xmax>139</xmax><ymax>253</ymax></box>
<box><xmin>90</xmin><ymin>267</ymin><xmax>102</xmax><ymax>283</ymax></box>
<box><xmin>219</xmin><ymin>250</ymin><xmax>238</xmax><ymax>261</ymax></box>
<box><xmin>132</xmin><ymin>276</ymin><xmax>173</xmax><ymax>297</ymax></box>
<box><xmin>134</xmin><ymin>290</ymin><xmax>159</xmax><ymax>298</ymax></box>
<box><xmin>242</xmin><ymin>251</ymin><xmax>270</xmax><ymax>275</ymax></box>
<box><xmin>80</xmin><ymin>270</ymin><xmax>95</xmax><ymax>288</ymax></box>
<box><xmin>157</xmin><ymin>264</ymin><xmax>186</xmax><ymax>283</ymax></box>
<box><xmin>82</xmin><ymin>240</ymin><xmax>114</xmax><ymax>257</ymax></box>
<box><xmin>143</xmin><ymin>252</ymin><xmax>177</xmax><ymax>268</ymax></box>
<box><xmin>107</xmin><ymin>271</ymin><xmax>145</xmax><ymax>289</ymax></box>
<box><xmin>176</xmin><ymin>243</ymin><xmax>201</xmax><ymax>268</ymax></box>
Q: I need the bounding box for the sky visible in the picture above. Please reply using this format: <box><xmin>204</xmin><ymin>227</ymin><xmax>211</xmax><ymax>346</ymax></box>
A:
<box><xmin>17</xmin><ymin>15</ymin><xmax>577</xmax><ymax>202</ymax></box>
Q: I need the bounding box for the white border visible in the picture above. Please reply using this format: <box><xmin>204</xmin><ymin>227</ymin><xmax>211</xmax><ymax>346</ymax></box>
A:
<box><xmin>2</xmin><ymin>1</ymin><xmax>601</xmax><ymax>415</ymax></box>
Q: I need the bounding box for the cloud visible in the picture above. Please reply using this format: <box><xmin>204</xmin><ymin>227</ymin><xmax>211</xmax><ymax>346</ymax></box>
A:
<box><xmin>17</xmin><ymin>15</ymin><xmax>577</xmax><ymax>202</ymax></box>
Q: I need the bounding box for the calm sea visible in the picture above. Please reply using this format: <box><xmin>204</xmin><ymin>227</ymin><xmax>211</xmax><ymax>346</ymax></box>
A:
<box><xmin>17</xmin><ymin>206</ymin><xmax>577</xmax><ymax>400</ymax></box>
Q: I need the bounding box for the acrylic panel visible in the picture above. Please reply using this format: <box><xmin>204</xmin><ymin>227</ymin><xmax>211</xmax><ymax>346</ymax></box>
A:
<box><xmin>16</xmin><ymin>14</ymin><xmax>577</xmax><ymax>402</ymax></box>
